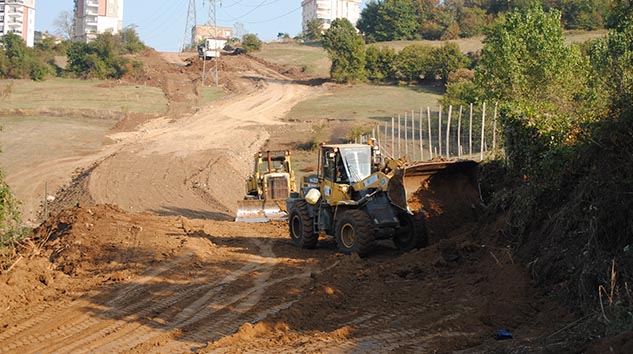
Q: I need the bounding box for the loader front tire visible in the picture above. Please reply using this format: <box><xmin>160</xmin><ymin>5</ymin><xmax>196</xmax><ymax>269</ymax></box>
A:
<box><xmin>289</xmin><ymin>201</ymin><xmax>317</xmax><ymax>249</ymax></box>
<box><xmin>393</xmin><ymin>212</ymin><xmax>427</xmax><ymax>251</ymax></box>
<box><xmin>335</xmin><ymin>210</ymin><xmax>374</xmax><ymax>256</ymax></box>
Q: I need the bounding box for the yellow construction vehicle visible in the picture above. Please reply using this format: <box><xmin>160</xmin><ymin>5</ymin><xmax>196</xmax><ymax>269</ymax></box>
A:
<box><xmin>287</xmin><ymin>141</ymin><xmax>478</xmax><ymax>255</ymax></box>
<box><xmin>235</xmin><ymin>150</ymin><xmax>298</xmax><ymax>222</ymax></box>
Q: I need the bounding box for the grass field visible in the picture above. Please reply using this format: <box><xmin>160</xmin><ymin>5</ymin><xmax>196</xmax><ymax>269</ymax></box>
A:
<box><xmin>0</xmin><ymin>78</ymin><xmax>168</xmax><ymax>115</ymax></box>
<box><xmin>286</xmin><ymin>83</ymin><xmax>443</xmax><ymax>123</ymax></box>
<box><xmin>256</xmin><ymin>42</ymin><xmax>330</xmax><ymax>77</ymax></box>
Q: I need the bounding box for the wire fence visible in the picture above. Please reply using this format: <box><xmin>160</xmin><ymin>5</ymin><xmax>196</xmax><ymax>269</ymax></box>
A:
<box><xmin>355</xmin><ymin>102</ymin><xmax>502</xmax><ymax>162</ymax></box>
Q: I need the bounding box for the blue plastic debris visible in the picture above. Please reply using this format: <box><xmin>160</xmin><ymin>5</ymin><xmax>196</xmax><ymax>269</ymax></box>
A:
<box><xmin>495</xmin><ymin>330</ymin><xmax>513</xmax><ymax>340</ymax></box>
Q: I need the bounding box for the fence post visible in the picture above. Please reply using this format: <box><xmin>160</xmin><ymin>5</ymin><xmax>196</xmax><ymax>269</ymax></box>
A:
<box><xmin>493</xmin><ymin>102</ymin><xmax>498</xmax><ymax>153</ymax></box>
<box><xmin>457</xmin><ymin>106</ymin><xmax>463</xmax><ymax>158</ymax></box>
<box><xmin>427</xmin><ymin>106</ymin><xmax>432</xmax><ymax>159</ymax></box>
<box><xmin>480</xmin><ymin>102</ymin><xmax>486</xmax><ymax>161</ymax></box>
<box><xmin>398</xmin><ymin>114</ymin><xmax>402</xmax><ymax>158</ymax></box>
<box><xmin>469</xmin><ymin>103</ymin><xmax>473</xmax><ymax>157</ymax></box>
<box><xmin>391</xmin><ymin>117</ymin><xmax>395</xmax><ymax>158</ymax></box>
<box><xmin>419</xmin><ymin>108</ymin><xmax>424</xmax><ymax>161</ymax></box>
<box><xmin>438</xmin><ymin>105</ymin><xmax>443</xmax><ymax>157</ymax></box>
<box><xmin>446</xmin><ymin>105</ymin><xmax>452</xmax><ymax>158</ymax></box>
<box><xmin>404</xmin><ymin>112</ymin><xmax>408</xmax><ymax>159</ymax></box>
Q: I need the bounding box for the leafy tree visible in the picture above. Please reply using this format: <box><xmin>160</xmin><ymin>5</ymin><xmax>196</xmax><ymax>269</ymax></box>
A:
<box><xmin>241</xmin><ymin>33</ymin><xmax>262</xmax><ymax>52</ymax></box>
<box><xmin>0</xmin><ymin>33</ymin><xmax>53</xmax><ymax>81</ymax></box>
<box><xmin>589</xmin><ymin>7</ymin><xmax>633</xmax><ymax>114</ymax></box>
<box><xmin>430</xmin><ymin>42</ymin><xmax>471</xmax><ymax>82</ymax></box>
<box><xmin>365</xmin><ymin>45</ymin><xmax>397</xmax><ymax>82</ymax></box>
<box><xmin>477</xmin><ymin>5</ymin><xmax>595</xmax><ymax>174</ymax></box>
<box><xmin>120</xmin><ymin>26</ymin><xmax>146</xmax><ymax>54</ymax></box>
<box><xmin>277</xmin><ymin>32</ymin><xmax>291</xmax><ymax>41</ymax></box>
<box><xmin>357</xmin><ymin>1</ymin><xmax>381</xmax><ymax>42</ymax></box>
<box><xmin>359</xmin><ymin>0</ymin><xmax>418</xmax><ymax>42</ymax></box>
<box><xmin>458</xmin><ymin>6</ymin><xmax>489</xmax><ymax>37</ymax></box>
<box><xmin>322</xmin><ymin>18</ymin><xmax>366</xmax><ymax>83</ymax></box>
<box><xmin>393</xmin><ymin>44</ymin><xmax>433</xmax><ymax>82</ymax></box>
<box><xmin>305</xmin><ymin>19</ymin><xmax>324</xmax><ymax>41</ymax></box>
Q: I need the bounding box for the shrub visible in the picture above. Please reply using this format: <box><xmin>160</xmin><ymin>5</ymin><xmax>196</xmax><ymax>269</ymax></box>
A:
<box><xmin>241</xmin><ymin>34</ymin><xmax>262</xmax><ymax>53</ymax></box>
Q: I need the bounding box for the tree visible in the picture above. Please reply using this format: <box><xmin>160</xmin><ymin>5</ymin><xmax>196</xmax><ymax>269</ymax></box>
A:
<box><xmin>476</xmin><ymin>5</ymin><xmax>594</xmax><ymax>174</ymax></box>
<box><xmin>365</xmin><ymin>45</ymin><xmax>397</xmax><ymax>82</ymax></box>
<box><xmin>430</xmin><ymin>42</ymin><xmax>470</xmax><ymax>82</ymax></box>
<box><xmin>241</xmin><ymin>33</ymin><xmax>262</xmax><ymax>52</ymax></box>
<box><xmin>120</xmin><ymin>26</ymin><xmax>146</xmax><ymax>54</ymax></box>
<box><xmin>305</xmin><ymin>19</ymin><xmax>324</xmax><ymax>41</ymax></box>
<box><xmin>277</xmin><ymin>32</ymin><xmax>291</xmax><ymax>41</ymax></box>
<box><xmin>393</xmin><ymin>44</ymin><xmax>433</xmax><ymax>82</ymax></box>
<box><xmin>53</xmin><ymin>10</ymin><xmax>74</xmax><ymax>40</ymax></box>
<box><xmin>322</xmin><ymin>18</ymin><xmax>366</xmax><ymax>83</ymax></box>
<box><xmin>358</xmin><ymin>0</ymin><xmax>418</xmax><ymax>42</ymax></box>
<box><xmin>357</xmin><ymin>1</ymin><xmax>381</xmax><ymax>42</ymax></box>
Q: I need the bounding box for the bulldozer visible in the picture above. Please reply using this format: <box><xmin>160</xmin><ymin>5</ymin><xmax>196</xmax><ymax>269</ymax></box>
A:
<box><xmin>235</xmin><ymin>150</ymin><xmax>298</xmax><ymax>222</ymax></box>
<box><xmin>286</xmin><ymin>141</ymin><xmax>479</xmax><ymax>256</ymax></box>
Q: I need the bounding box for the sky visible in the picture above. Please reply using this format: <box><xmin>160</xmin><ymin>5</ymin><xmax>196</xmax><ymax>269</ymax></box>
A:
<box><xmin>36</xmin><ymin>1</ymin><xmax>367</xmax><ymax>52</ymax></box>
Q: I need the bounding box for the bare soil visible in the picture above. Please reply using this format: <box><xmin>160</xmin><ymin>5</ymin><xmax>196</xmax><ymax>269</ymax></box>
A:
<box><xmin>0</xmin><ymin>51</ymin><xmax>623</xmax><ymax>353</ymax></box>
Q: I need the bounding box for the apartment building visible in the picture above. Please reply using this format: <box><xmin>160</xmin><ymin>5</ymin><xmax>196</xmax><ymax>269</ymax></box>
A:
<box><xmin>301</xmin><ymin>0</ymin><xmax>361</xmax><ymax>34</ymax></box>
<box><xmin>0</xmin><ymin>0</ymin><xmax>36</xmax><ymax>47</ymax></box>
<box><xmin>73</xmin><ymin>0</ymin><xmax>123</xmax><ymax>42</ymax></box>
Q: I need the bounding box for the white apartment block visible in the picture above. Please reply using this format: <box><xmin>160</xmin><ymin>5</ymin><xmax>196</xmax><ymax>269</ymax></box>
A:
<box><xmin>73</xmin><ymin>0</ymin><xmax>123</xmax><ymax>43</ymax></box>
<box><xmin>0</xmin><ymin>0</ymin><xmax>36</xmax><ymax>47</ymax></box>
<box><xmin>301</xmin><ymin>0</ymin><xmax>361</xmax><ymax>34</ymax></box>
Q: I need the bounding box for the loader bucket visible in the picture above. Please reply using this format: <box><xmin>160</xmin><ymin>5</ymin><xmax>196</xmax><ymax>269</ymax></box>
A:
<box><xmin>394</xmin><ymin>160</ymin><xmax>481</xmax><ymax>244</ymax></box>
<box><xmin>235</xmin><ymin>199</ymin><xmax>288</xmax><ymax>222</ymax></box>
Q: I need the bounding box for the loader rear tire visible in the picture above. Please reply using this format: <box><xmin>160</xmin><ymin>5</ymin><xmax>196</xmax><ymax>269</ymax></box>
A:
<box><xmin>289</xmin><ymin>201</ymin><xmax>317</xmax><ymax>249</ymax></box>
<box><xmin>393</xmin><ymin>212</ymin><xmax>427</xmax><ymax>251</ymax></box>
<box><xmin>335</xmin><ymin>210</ymin><xmax>374</xmax><ymax>256</ymax></box>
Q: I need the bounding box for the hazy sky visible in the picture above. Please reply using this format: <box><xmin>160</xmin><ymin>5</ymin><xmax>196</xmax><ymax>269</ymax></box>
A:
<box><xmin>36</xmin><ymin>1</ymin><xmax>367</xmax><ymax>52</ymax></box>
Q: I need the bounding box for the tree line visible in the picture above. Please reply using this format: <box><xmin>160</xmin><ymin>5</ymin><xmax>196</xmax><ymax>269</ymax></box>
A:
<box><xmin>322</xmin><ymin>18</ymin><xmax>471</xmax><ymax>84</ymax></box>
<box><xmin>357</xmin><ymin>0</ymin><xmax>612</xmax><ymax>42</ymax></box>
<box><xmin>0</xmin><ymin>27</ymin><xmax>146</xmax><ymax>81</ymax></box>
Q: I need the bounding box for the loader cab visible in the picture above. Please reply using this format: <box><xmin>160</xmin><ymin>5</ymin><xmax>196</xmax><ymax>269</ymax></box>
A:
<box><xmin>319</xmin><ymin>144</ymin><xmax>373</xmax><ymax>205</ymax></box>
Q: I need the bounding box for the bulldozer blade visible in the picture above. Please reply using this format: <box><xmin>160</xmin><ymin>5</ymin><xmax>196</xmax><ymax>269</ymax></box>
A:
<box><xmin>401</xmin><ymin>160</ymin><xmax>479</xmax><ymax>202</ymax></box>
<box><xmin>235</xmin><ymin>199</ymin><xmax>288</xmax><ymax>222</ymax></box>
<box><xmin>389</xmin><ymin>159</ymin><xmax>481</xmax><ymax>243</ymax></box>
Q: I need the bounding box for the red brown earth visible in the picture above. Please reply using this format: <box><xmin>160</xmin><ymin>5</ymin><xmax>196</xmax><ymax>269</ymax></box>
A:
<box><xmin>0</xmin><ymin>51</ymin><xmax>622</xmax><ymax>353</ymax></box>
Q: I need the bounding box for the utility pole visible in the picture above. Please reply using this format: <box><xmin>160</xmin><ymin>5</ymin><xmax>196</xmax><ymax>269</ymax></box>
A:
<box><xmin>202</xmin><ymin>0</ymin><xmax>221</xmax><ymax>87</ymax></box>
<box><xmin>182</xmin><ymin>0</ymin><xmax>197</xmax><ymax>52</ymax></box>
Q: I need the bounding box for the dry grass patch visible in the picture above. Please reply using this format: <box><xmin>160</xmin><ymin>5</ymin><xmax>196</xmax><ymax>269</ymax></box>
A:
<box><xmin>286</xmin><ymin>83</ymin><xmax>443</xmax><ymax>123</ymax></box>
<box><xmin>0</xmin><ymin>78</ymin><xmax>167</xmax><ymax>116</ymax></box>
<box><xmin>256</xmin><ymin>42</ymin><xmax>330</xmax><ymax>77</ymax></box>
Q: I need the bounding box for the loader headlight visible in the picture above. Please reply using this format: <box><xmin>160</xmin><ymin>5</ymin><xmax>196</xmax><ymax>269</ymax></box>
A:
<box><xmin>339</xmin><ymin>185</ymin><xmax>349</xmax><ymax>194</ymax></box>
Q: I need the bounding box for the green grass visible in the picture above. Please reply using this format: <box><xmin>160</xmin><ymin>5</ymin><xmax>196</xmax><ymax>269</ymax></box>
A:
<box><xmin>256</xmin><ymin>42</ymin><xmax>331</xmax><ymax>77</ymax></box>
<box><xmin>374</xmin><ymin>30</ymin><xmax>605</xmax><ymax>54</ymax></box>
<box><xmin>286</xmin><ymin>83</ymin><xmax>443</xmax><ymax>123</ymax></box>
<box><xmin>0</xmin><ymin>78</ymin><xmax>168</xmax><ymax>115</ymax></box>
<box><xmin>199</xmin><ymin>86</ymin><xmax>224</xmax><ymax>105</ymax></box>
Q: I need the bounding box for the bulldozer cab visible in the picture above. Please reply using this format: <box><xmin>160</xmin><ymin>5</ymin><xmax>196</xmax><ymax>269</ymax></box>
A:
<box><xmin>255</xmin><ymin>151</ymin><xmax>291</xmax><ymax>176</ymax></box>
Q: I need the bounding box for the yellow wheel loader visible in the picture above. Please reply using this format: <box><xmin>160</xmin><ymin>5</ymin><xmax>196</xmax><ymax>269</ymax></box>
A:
<box><xmin>286</xmin><ymin>142</ymin><xmax>479</xmax><ymax>256</ymax></box>
<box><xmin>235</xmin><ymin>150</ymin><xmax>298</xmax><ymax>222</ymax></box>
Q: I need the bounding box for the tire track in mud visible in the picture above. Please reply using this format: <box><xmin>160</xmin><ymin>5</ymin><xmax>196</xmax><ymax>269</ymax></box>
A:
<box><xmin>45</xmin><ymin>240</ymin><xmax>271</xmax><ymax>354</ymax></box>
<box><xmin>268</xmin><ymin>304</ymin><xmax>478</xmax><ymax>354</ymax></box>
<box><xmin>0</xmin><ymin>245</ymin><xmax>196</xmax><ymax>354</ymax></box>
